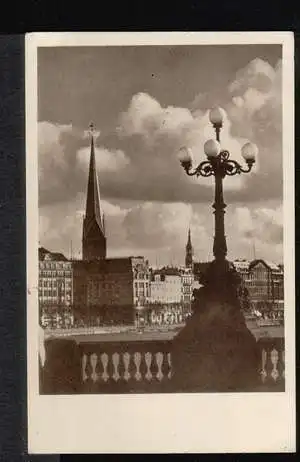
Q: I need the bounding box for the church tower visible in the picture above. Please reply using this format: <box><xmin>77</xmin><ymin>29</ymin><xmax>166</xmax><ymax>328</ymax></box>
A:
<box><xmin>82</xmin><ymin>123</ymin><xmax>107</xmax><ymax>261</ymax></box>
<box><xmin>185</xmin><ymin>228</ymin><xmax>193</xmax><ymax>268</ymax></box>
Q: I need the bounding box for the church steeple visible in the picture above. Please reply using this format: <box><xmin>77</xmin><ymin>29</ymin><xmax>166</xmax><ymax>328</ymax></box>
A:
<box><xmin>82</xmin><ymin>123</ymin><xmax>107</xmax><ymax>261</ymax></box>
<box><xmin>185</xmin><ymin>227</ymin><xmax>193</xmax><ymax>268</ymax></box>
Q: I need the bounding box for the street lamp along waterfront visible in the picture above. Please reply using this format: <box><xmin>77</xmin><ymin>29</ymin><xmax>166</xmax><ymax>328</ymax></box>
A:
<box><xmin>178</xmin><ymin>107</ymin><xmax>258</xmax><ymax>294</ymax></box>
<box><xmin>172</xmin><ymin>107</ymin><xmax>260</xmax><ymax>392</ymax></box>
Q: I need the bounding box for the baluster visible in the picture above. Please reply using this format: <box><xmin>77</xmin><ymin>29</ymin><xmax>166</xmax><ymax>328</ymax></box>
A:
<box><xmin>85</xmin><ymin>353</ymin><xmax>93</xmax><ymax>384</ymax></box>
<box><xmin>118</xmin><ymin>352</ymin><xmax>125</xmax><ymax>383</ymax></box>
<box><xmin>112</xmin><ymin>352</ymin><xmax>120</xmax><ymax>382</ymax></box>
<box><xmin>265</xmin><ymin>346</ymin><xmax>273</xmax><ymax>384</ymax></box>
<box><xmin>123</xmin><ymin>352</ymin><xmax>131</xmax><ymax>382</ymax></box>
<box><xmin>260</xmin><ymin>348</ymin><xmax>267</xmax><ymax>383</ymax></box>
<box><xmin>90</xmin><ymin>353</ymin><xmax>98</xmax><ymax>383</ymax></box>
<box><xmin>156</xmin><ymin>352</ymin><xmax>164</xmax><ymax>381</ymax></box>
<box><xmin>161</xmin><ymin>352</ymin><xmax>169</xmax><ymax>381</ymax></box>
<box><xmin>82</xmin><ymin>354</ymin><xmax>88</xmax><ymax>382</ymax></box>
<box><xmin>270</xmin><ymin>348</ymin><xmax>279</xmax><ymax>382</ymax></box>
<box><xmin>139</xmin><ymin>352</ymin><xmax>147</xmax><ymax>381</ymax></box>
<box><xmin>101</xmin><ymin>353</ymin><xmax>109</xmax><ymax>382</ymax></box>
<box><xmin>145</xmin><ymin>352</ymin><xmax>153</xmax><ymax>381</ymax></box>
<box><xmin>134</xmin><ymin>352</ymin><xmax>142</xmax><ymax>381</ymax></box>
<box><xmin>167</xmin><ymin>352</ymin><xmax>172</xmax><ymax>379</ymax></box>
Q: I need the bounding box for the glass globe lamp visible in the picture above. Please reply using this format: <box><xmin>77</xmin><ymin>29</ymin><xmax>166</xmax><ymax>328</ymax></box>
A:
<box><xmin>204</xmin><ymin>139</ymin><xmax>221</xmax><ymax>159</ymax></box>
<box><xmin>209</xmin><ymin>107</ymin><xmax>225</xmax><ymax>126</ymax></box>
<box><xmin>241</xmin><ymin>142</ymin><xmax>258</xmax><ymax>164</ymax></box>
<box><xmin>178</xmin><ymin>147</ymin><xmax>193</xmax><ymax>169</ymax></box>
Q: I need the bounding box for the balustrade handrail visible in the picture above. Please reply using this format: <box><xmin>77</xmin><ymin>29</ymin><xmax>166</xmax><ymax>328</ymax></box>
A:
<box><xmin>40</xmin><ymin>335</ymin><xmax>285</xmax><ymax>394</ymax></box>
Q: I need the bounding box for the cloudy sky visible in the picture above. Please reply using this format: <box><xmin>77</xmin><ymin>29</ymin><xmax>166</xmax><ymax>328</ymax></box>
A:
<box><xmin>38</xmin><ymin>44</ymin><xmax>283</xmax><ymax>266</ymax></box>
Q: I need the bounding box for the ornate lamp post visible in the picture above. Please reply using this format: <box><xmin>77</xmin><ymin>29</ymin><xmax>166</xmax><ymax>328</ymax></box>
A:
<box><xmin>171</xmin><ymin>107</ymin><xmax>261</xmax><ymax>392</ymax></box>
<box><xmin>178</xmin><ymin>107</ymin><xmax>258</xmax><ymax>295</ymax></box>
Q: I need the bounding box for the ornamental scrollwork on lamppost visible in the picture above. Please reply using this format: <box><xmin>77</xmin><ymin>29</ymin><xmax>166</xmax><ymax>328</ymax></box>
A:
<box><xmin>178</xmin><ymin>106</ymin><xmax>258</xmax><ymax>288</ymax></box>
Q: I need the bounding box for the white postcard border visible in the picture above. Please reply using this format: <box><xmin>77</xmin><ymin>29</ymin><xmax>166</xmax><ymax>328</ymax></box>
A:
<box><xmin>26</xmin><ymin>32</ymin><xmax>295</xmax><ymax>454</ymax></box>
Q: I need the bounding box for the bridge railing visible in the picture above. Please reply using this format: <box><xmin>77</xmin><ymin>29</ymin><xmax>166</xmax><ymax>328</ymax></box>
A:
<box><xmin>40</xmin><ymin>336</ymin><xmax>285</xmax><ymax>394</ymax></box>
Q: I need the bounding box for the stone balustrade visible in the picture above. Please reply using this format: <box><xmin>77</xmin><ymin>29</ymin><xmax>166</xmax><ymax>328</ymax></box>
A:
<box><xmin>256</xmin><ymin>338</ymin><xmax>285</xmax><ymax>389</ymax></box>
<box><xmin>80</xmin><ymin>340</ymin><xmax>173</xmax><ymax>393</ymax></box>
<box><xmin>40</xmin><ymin>337</ymin><xmax>285</xmax><ymax>394</ymax></box>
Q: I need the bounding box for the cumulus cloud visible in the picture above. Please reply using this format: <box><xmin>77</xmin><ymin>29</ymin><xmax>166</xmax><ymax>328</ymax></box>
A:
<box><xmin>39</xmin><ymin>196</ymin><xmax>210</xmax><ymax>266</ymax></box>
<box><xmin>39</xmin><ymin>56</ymin><xmax>282</xmax><ymax>208</ymax></box>
<box><xmin>224</xmin><ymin>58</ymin><xmax>282</xmax><ymax>204</ymax></box>
<box><xmin>38</xmin><ymin>121</ymin><xmax>73</xmax><ymax>184</ymax></box>
<box><xmin>38</xmin><ymin>54</ymin><xmax>283</xmax><ymax>265</ymax></box>
<box><xmin>77</xmin><ymin>146</ymin><xmax>130</xmax><ymax>172</ymax></box>
<box><xmin>226</xmin><ymin>58</ymin><xmax>282</xmax><ymax>138</ymax></box>
<box><xmin>235</xmin><ymin>204</ymin><xmax>283</xmax><ymax>246</ymax></box>
<box><xmin>229</xmin><ymin>58</ymin><xmax>275</xmax><ymax>97</ymax></box>
<box><xmin>117</xmin><ymin>92</ymin><xmax>256</xmax><ymax>193</ymax></box>
<box><xmin>39</xmin><ymin>195</ymin><xmax>283</xmax><ymax>266</ymax></box>
<box><xmin>119</xmin><ymin>93</ymin><xmax>184</xmax><ymax>146</ymax></box>
<box><xmin>38</xmin><ymin>121</ymin><xmax>131</xmax><ymax>207</ymax></box>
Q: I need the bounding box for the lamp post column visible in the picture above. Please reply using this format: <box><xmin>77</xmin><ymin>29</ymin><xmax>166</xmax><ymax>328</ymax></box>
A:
<box><xmin>212</xmin><ymin>123</ymin><xmax>227</xmax><ymax>264</ymax></box>
<box><xmin>174</xmin><ymin>107</ymin><xmax>260</xmax><ymax>392</ymax></box>
<box><xmin>212</xmin><ymin>167</ymin><xmax>227</xmax><ymax>263</ymax></box>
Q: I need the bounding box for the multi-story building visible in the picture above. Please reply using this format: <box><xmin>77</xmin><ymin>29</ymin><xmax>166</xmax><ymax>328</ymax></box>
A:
<box><xmin>132</xmin><ymin>256</ymin><xmax>151</xmax><ymax>306</ymax></box>
<box><xmin>247</xmin><ymin>259</ymin><xmax>284</xmax><ymax>312</ymax></box>
<box><xmin>149</xmin><ymin>267</ymin><xmax>182</xmax><ymax>304</ymax></box>
<box><xmin>38</xmin><ymin>247</ymin><xmax>73</xmax><ymax>328</ymax></box>
<box><xmin>132</xmin><ymin>265</ymin><xmax>193</xmax><ymax>328</ymax></box>
<box><xmin>232</xmin><ymin>259</ymin><xmax>284</xmax><ymax>313</ymax></box>
<box><xmin>232</xmin><ymin>259</ymin><xmax>251</xmax><ymax>282</ymax></box>
<box><xmin>181</xmin><ymin>266</ymin><xmax>194</xmax><ymax>304</ymax></box>
<box><xmin>72</xmin><ymin>256</ymin><xmax>150</xmax><ymax>326</ymax></box>
<box><xmin>66</xmin><ymin>125</ymin><xmax>152</xmax><ymax>327</ymax></box>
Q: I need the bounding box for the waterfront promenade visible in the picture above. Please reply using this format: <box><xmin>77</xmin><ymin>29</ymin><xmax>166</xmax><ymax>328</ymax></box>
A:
<box><xmin>44</xmin><ymin>318</ymin><xmax>284</xmax><ymax>343</ymax></box>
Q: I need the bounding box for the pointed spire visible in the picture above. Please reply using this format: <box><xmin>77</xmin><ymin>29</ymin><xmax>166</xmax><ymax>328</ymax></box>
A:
<box><xmin>187</xmin><ymin>228</ymin><xmax>192</xmax><ymax>247</ymax></box>
<box><xmin>85</xmin><ymin>122</ymin><xmax>104</xmax><ymax>234</ymax></box>
<box><xmin>82</xmin><ymin>123</ymin><xmax>107</xmax><ymax>261</ymax></box>
<box><xmin>185</xmin><ymin>227</ymin><xmax>193</xmax><ymax>268</ymax></box>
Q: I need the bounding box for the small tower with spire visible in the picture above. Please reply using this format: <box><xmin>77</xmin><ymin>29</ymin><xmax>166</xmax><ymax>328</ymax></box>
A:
<box><xmin>185</xmin><ymin>227</ymin><xmax>193</xmax><ymax>268</ymax></box>
<box><xmin>82</xmin><ymin>123</ymin><xmax>107</xmax><ymax>261</ymax></box>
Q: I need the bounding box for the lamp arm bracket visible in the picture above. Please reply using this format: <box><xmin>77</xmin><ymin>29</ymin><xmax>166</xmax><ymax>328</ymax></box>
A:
<box><xmin>223</xmin><ymin>159</ymin><xmax>254</xmax><ymax>176</ymax></box>
<box><xmin>195</xmin><ymin>161</ymin><xmax>215</xmax><ymax>177</ymax></box>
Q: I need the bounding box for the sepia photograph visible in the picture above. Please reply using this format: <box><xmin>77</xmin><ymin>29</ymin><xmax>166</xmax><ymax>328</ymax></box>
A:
<box><xmin>26</xmin><ymin>32</ymin><xmax>295</xmax><ymax>454</ymax></box>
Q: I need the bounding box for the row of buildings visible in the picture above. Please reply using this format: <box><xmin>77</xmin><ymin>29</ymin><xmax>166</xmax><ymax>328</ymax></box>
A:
<box><xmin>39</xmin><ymin>248</ymin><xmax>194</xmax><ymax>327</ymax></box>
<box><xmin>39</xmin><ymin>124</ymin><xmax>284</xmax><ymax>329</ymax></box>
<box><xmin>194</xmin><ymin>259</ymin><xmax>284</xmax><ymax>312</ymax></box>
<box><xmin>39</xmin><ymin>246</ymin><xmax>284</xmax><ymax>329</ymax></box>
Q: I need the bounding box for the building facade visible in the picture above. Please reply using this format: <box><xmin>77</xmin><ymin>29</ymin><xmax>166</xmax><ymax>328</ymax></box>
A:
<box><xmin>232</xmin><ymin>259</ymin><xmax>284</xmax><ymax>313</ymax></box>
<box><xmin>38</xmin><ymin>248</ymin><xmax>73</xmax><ymax>328</ymax></box>
<box><xmin>247</xmin><ymin>260</ymin><xmax>284</xmax><ymax>312</ymax></box>
<box><xmin>149</xmin><ymin>268</ymin><xmax>182</xmax><ymax>304</ymax></box>
<box><xmin>73</xmin><ymin>256</ymin><xmax>150</xmax><ymax>326</ymax></box>
<box><xmin>181</xmin><ymin>266</ymin><xmax>195</xmax><ymax>304</ymax></box>
<box><xmin>132</xmin><ymin>256</ymin><xmax>151</xmax><ymax>306</ymax></box>
<box><xmin>144</xmin><ymin>266</ymin><xmax>194</xmax><ymax>327</ymax></box>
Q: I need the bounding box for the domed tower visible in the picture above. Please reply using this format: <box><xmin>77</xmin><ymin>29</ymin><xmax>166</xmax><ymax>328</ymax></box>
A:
<box><xmin>82</xmin><ymin>123</ymin><xmax>107</xmax><ymax>261</ymax></box>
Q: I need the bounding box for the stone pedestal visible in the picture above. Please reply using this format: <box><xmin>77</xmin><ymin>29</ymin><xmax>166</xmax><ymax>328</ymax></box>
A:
<box><xmin>171</xmin><ymin>261</ymin><xmax>260</xmax><ymax>392</ymax></box>
<box><xmin>41</xmin><ymin>339</ymin><xmax>81</xmax><ymax>394</ymax></box>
